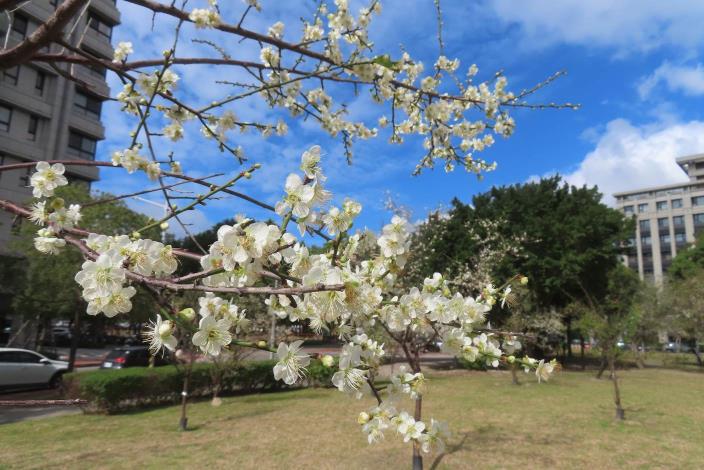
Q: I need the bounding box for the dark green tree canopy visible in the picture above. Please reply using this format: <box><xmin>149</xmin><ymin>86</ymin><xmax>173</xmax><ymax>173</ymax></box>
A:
<box><xmin>407</xmin><ymin>176</ymin><xmax>633</xmax><ymax>309</ymax></box>
<box><xmin>668</xmin><ymin>233</ymin><xmax>704</xmax><ymax>280</ymax></box>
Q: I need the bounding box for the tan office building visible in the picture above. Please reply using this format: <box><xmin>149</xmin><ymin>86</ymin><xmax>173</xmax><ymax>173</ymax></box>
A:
<box><xmin>614</xmin><ymin>154</ymin><xmax>704</xmax><ymax>283</ymax></box>
<box><xmin>0</xmin><ymin>0</ymin><xmax>120</xmax><ymax>250</ymax></box>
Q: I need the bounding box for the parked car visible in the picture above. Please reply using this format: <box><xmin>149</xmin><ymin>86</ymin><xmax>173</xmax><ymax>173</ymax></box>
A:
<box><xmin>664</xmin><ymin>342</ymin><xmax>692</xmax><ymax>353</ymax></box>
<box><xmin>0</xmin><ymin>348</ymin><xmax>68</xmax><ymax>391</ymax></box>
<box><xmin>100</xmin><ymin>346</ymin><xmax>169</xmax><ymax>369</ymax></box>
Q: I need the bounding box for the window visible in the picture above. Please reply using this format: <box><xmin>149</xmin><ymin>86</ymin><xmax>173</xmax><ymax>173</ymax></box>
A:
<box><xmin>68</xmin><ymin>130</ymin><xmax>97</xmax><ymax>159</ymax></box>
<box><xmin>656</xmin><ymin>200</ymin><xmax>668</xmax><ymax>211</ymax></box>
<box><xmin>623</xmin><ymin>205</ymin><xmax>634</xmax><ymax>215</ymax></box>
<box><xmin>694</xmin><ymin>213</ymin><xmax>704</xmax><ymax>226</ymax></box>
<box><xmin>640</xmin><ymin>235</ymin><xmax>652</xmax><ymax>246</ymax></box>
<box><xmin>88</xmin><ymin>13</ymin><xmax>112</xmax><ymax>40</ymax></box>
<box><xmin>657</xmin><ymin>217</ymin><xmax>669</xmax><ymax>229</ymax></box>
<box><xmin>81</xmin><ymin>50</ymin><xmax>107</xmax><ymax>78</ymax></box>
<box><xmin>675</xmin><ymin>232</ymin><xmax>687</xmax><ymax>243</ymax></box>
<box><xmin>3</xmin><ymin>65</ymin><xmax>19</xmax><ymax>86</ymax></box>
<box><xmin>73</xmin><ymin>89</ymin><xmax>102</xmax><ymax>118</ymax></box>
<box><xmin>672</xmin><ymin>198</ymin><xmax>683</xmax><ymax>209</ymax></box>
<box><xmin>639</xmin><ymin>219</ymin><xmax>650</xmax><ymax>232</ymax></box>
<box><xmin>11</xmin><ymin>13</ymin><xmax>28</xmax><ymax>38</ymax></box>
<box><xmin>0</xmin><ymin>105</ymin><xmax>11</xmax><ymax>132</ymax></box>
<box><xmin>659</xmin><ymin>234</ymin><xmax>671</xmax><ymax>245</ymax></box>
<box><xmin>19</xmin><ymin>167</ymin><xmax>31</xmax><ymax>187</ymax></box>
<box><xmin>673</xmin><ymin>215</ymin><xmax>684</xmax><ymax>227</ymax></box>
<box><xmin>35</xmin><ymin>70</ymin><xmax>46</xmax><ymax>95</ymax></box>
<box><xmin>28</xmin><ymin>115</ymin><xmax>39</xmax><ymax>141</ymax></box>
<box><xmin>693</xmin><ymin>196</ymin><xmax>704</xmax><ymax>207</ymax></box>
<box><xmin>638</xmin><ymin>203</ymin><xmax>649</xmax><ymax>213</ymax></box>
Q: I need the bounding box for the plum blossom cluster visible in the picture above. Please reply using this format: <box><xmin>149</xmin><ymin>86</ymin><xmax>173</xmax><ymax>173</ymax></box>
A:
<box><xmin>107</xmin><ymin>1</ymin><xmax>570</xmax><ymax>180</ymax></box>
<box><xmin>73</xmin><ymin>234</ymin><xmax>179</xmax><ymax>317</ymax></box>
<box><xmin>27</xmin><ymin>162</ymin><xmax>82</xmax><ymax>255</ymax></box>
<box><xmin>19</xmin><ymin>142</ymin><xmax>556</xmax><ymax>456</ymax></box>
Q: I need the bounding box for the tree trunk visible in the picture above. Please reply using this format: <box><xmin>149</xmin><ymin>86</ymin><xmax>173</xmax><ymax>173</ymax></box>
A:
<box><xmin>596</xmin><ymin>353</ymin><xmax>607</xmax><ymax>379</ymax></box>
<box><xmin>179</xmin><ymin>351</ymin><xmax>194</xmax><ymax>431</ymax></box>
<box><xmin>633</xmin><ymin>343</ymin><xmax>645</xmax><ymax>369</ymax></box>
<box><xmin>510</xmin><ymin>363</ymin><xmax>520</xmax><ymax>385</ymax></box>
<box><xmin>412</xmin><ymin>395</ymin><xmax>423</xmax><ymax>470</ymax></box>
<box><xmin>67</xmin><ymin>308</ymin><xmax>81</xmax><ymax>372</ymax></box>
<box><xmin>608</xmin><ymin>353</ymin><xmax>625</xmax><ymax>420</ymax></box>
<box><xmin>565</xmin><ymin>318</ymin><xmax>573</xmax><ymax>358</ymax></box>
<box><xmin>579</xmin><ymin>336</ymin><xmax>586</xmax><ymax>371</ymax></box>
<box><xmin>692</xmin><ymin>339</ymin><xmax>703</xmax><ymax>367</ymax></box>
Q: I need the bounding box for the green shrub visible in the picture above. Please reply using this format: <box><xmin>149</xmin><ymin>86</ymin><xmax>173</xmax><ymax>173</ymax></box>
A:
<box><xmin>65</xmin><ymin>359</ymin><xmax>335</xmax><ymax>413</ymax></box>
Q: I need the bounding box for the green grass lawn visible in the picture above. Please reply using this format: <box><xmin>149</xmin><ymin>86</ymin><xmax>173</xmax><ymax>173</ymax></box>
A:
<box><xmin>1</xmin><ymin>368</ymin><xmax>703</xmax><ymax>469</ymax></box>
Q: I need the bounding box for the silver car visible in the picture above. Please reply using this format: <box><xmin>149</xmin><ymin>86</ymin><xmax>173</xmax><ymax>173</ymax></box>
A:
<box><xmin>0</xmin><ymin>348</ymin><xmax>69</xmax><ymax>391</ymax></box>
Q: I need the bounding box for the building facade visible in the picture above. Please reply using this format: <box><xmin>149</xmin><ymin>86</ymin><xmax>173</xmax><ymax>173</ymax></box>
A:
<box><xmin>0</xmin><ymin>0</ymin><xmax>120</xmax><ymax>251</ymax></box>
<box><xmin>0</xmin><ymin>0</ymin><xmax>119</xmax><ymax>345</ymax></box>
<box><xmin>614</xmin><ymin>154</ymin><xmax>704</xmax><ymax>283</ymax></box>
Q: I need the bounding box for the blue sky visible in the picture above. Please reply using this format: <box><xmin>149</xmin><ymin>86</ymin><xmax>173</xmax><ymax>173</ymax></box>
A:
<box><xmin>95</xmin><ymin>0</ymin><xmax>704</xmax><ymax>237</ymax></box>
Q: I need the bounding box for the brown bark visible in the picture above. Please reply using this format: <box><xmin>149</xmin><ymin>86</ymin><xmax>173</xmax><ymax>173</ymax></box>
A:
<box><xmin>179</xmin><ymin>350</ymin><xmax>195</xmax><ymax>431</ymax></box>
<box><xmin>0</xmin><ymin>0</ymin><xmax>90</xmax><ymax>70</ymax></box>
<box><xmin>413</xmin><ymin>395</ymin><xmax>423</xmax><ymax>470</ymax></box>
<box><xmin>608</xmin><ymin>353</ymin><xmax>625</xmax><ymax>420</ymax></box>
<box><xmin>67</xmin><ymin>299</ymin><xmax>81</xmax><ymax>372</ymax></box>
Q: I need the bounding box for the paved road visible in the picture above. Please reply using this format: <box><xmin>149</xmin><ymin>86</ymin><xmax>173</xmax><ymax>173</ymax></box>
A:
<box><xmin>0</xmin><ymin>388</ymin><xmax>82</xmax><ymax>425</ymax></box>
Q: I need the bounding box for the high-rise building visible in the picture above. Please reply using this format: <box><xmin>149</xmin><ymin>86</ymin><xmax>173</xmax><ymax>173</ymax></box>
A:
<box><xmin>614</xmin><ymin>154</ymin><xmax>704</xmax><ymax>283</ymax></box>
<box><xmin>0</xmin><ymin>0</ymin><xmax>119</xmax><ymax>345</ymax></box>
<box><xmin>0</xmin><ymin>0</ymin><xmax>120</xmax><ymax>251</ymax></box>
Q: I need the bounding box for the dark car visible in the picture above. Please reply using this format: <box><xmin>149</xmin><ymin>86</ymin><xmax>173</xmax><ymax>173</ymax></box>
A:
<box><xmin>100</xmin><ymin>346</ymin><xmax>169</xmax><ymax>369</ymax></box>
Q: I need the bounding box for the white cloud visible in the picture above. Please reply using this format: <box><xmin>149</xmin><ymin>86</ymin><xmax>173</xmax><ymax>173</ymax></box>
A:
<box><xmin>638</xmin><ymin>62</ymin><xmax>704</xmax><ymax>99</ymax></box>
<box><xmin>491</xmin><ymin>0</ymin><xmax>704</xmax><ymax>54</ymax></box>
<box><xmin>563</xmin><ymin>119</ymin><xmax>704</xmax><ymax>205</ymax></box>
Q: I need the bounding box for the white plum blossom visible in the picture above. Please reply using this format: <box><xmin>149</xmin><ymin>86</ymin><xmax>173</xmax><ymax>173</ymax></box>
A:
<box><xmin>30</xmin><ymin>162</ymin><xmax>68</xmax><ymax>198</ymax></box>
<box><xmin>189</xmin><ymin>8</ymin><xmax>221</xmax><ymax>28</ymax></box>
<box><xmin>275</xmin><ymin>174</ymin><xmax>315</xmax><ymax>218</ymax></box>
<box><xmin>143</xmin><ymin>314</ymin><xmax>178</xmax><ymax>353</ymax></box>
<box><xmin>113</xmin><ymin>41</ymin><xmax>133</xmax><ymax>62</ymax></box>
<box><xmin>536</xmin><ymin>359</ymin><xmax>557</xmax><ymax>383</ymax></box>
<box><xmin>273</xmin><ymin>340</ymin><xmax>310</xmax><ymax>385</ymax></box>
<box><xmin>192</xmin><ymin>316</ymin><xmax>232</xmax><ymax>356</ymax></box>
<box><xmin>34</xmin><ymin>228</ymin><xmax>65</xmax><ymax>254</ymax></box>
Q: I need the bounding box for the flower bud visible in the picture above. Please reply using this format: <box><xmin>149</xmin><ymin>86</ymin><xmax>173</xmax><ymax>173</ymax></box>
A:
<box><xmin>257</xmin><ymin>340</ymin><xmax>268</xmax><ymax>348</ymax></box>
<box><xmin>160</xmin><ymin>222</ymin><xmax>170</xmax><ymax>230</ymax></box>
<box><xmin>321</xmin><ymin>354</ymin><xmax>334</xmax><ymax>367</ymax></box>
<box><xmin>159</xmin><ymin>319</ymin><xmax>174</xmax><ymax>337</ymax></box>
<box><xmin>357</xmin><ymin>411</ymin><xmax>370</xmax><ymax>425</ymax></box>
<box><xmin>254</xmin><ymin>163</ymin><xmax>262</xmax><ymax>169</ymax></box>
<box><xmin>131</xmin><ymin>231</ymin><xmax>141</xmax><ymax>240</ymax></box>
<box><xmin>50</xmin><ymin>198</ymin><xmax>65</xmax><ymax>210</ymax></box>
<box><xmin>520</xmin><ymin>276</ymin><xmax>528</xmax><ymax>285</ymax></box>
<box><xmin>179</xmin><ymin>307</ymin><xmax>196</xmax><ymax>321</ymax></box>
<box><xmin>507</xmin><ymin>355</ymin><xmax>516</xmax><ymax>364</ymax></box>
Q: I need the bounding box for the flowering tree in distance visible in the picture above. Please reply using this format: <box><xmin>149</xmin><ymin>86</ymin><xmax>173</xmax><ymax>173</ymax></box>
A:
<box><xmin>0</xmin><ymin>1</ymin><xmax>571</xmax><ymax>467</ymax></box>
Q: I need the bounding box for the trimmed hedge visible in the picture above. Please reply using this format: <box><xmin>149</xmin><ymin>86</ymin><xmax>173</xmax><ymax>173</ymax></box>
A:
<box><xmin>65</xmin><ymin>359</ymin><xmax>334</xmax><ymax>413</ymax></box>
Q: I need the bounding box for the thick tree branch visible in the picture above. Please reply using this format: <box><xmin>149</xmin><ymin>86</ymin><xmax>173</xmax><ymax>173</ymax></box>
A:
<box><xmin>0</xmin><ymin>0</ymin><xmax>89</xmax><ymax>70</ymax></box>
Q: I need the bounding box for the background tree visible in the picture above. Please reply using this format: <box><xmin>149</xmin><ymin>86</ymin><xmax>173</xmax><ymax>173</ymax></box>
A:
<box><xmin>576</xmin><ymin>265</ymin><xmax>642</xmax><ymax>420</ymax></box>
<box><xmin>6</xmin><ymin>185</ymin><xmax>160</xmax><ymax>368</ymax></box>
<box><xmin>404</xmin><ymin>176</ymin><xmax>632</xmax><ymax>355</ymax></box>
<box><xmin>668</xmin><ymin>234</ymin><xmax>704</xmax><ymax>280</ymax></box>
<box><xmin>662</xmin><ymin>270</ymin><xmax>704</xmax><ymax>366</ymax></box>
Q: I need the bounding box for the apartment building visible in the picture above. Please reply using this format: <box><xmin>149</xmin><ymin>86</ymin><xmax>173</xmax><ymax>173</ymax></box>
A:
<box><xmin>0</xmin><ymin>1</ymin><xmax>119</xmax><ymax>345</ymax></box>
<box><xmin>614</xmin><ymin>154</ymin><xmax>704</xmax><ymax>283</ymax></box>
<box><xmin>0</xmin><ymin>0</ymin><xmax>120</xmax><ymax>251</ymax></box>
